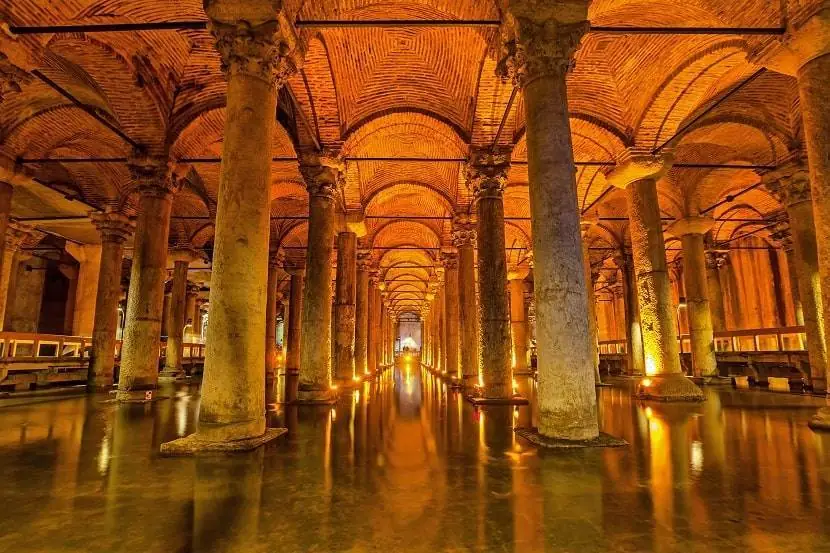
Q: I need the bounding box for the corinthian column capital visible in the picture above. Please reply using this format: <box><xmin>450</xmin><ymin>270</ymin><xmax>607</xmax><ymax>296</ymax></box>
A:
<box><xmin>205</xmin><ymin>1</ymin><xmax>301</xmax><ymax>87</ymax></box>
<box><xmin>465</xmin><ymin>147</ymin><xmax>511</xmax><ymax>199</ymax></box>
<box><xmin>497</xmin><ymin>3</ymin><xmax>589</xmax><ymax>88</ymax></box>
<box><xmin>762</xmin><ymin>161</ymin><xmax>813</xmax><ymax>207</ymax></box>
<box><xmin>127</xmin><ymin>151</ymin><xmax>180</xmax><ymax>197</ymax></box>
<box><xmin>91</xmin><ymin>211</ymin><xmax>136</xmax><ymax>244</ymax></box>
<box><xmin>300</xmin><ymin>150</ymin><xmax>345</xmax><ymax>199</ymax></box>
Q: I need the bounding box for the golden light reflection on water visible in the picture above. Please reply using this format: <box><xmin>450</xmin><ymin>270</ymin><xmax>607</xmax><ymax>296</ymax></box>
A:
<box><xmin>2</xmin><ymin>374</ymin><xmax>830</xmax><ymax>552</ymax></box>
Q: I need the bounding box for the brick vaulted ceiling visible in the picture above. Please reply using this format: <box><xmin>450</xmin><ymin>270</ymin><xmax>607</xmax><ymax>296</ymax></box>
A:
<box><xmin>0</xmin><ymin>0</ymin><xmax>811</xmax><ymax>314</ymax></box>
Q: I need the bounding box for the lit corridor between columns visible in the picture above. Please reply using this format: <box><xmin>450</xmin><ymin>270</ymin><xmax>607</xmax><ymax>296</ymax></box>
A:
<box><xmin>2</xmin><ymin>361</ymin><xmax>830</xmax><ymax>552</ymax></box>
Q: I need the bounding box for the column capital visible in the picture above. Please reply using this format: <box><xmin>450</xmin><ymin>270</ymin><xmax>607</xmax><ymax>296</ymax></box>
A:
<box><xmin>441</xmin><ymin>249</ymin><xmax>459</xmax><ymax>269</ymax></box>
<box><xmin>666</xmin><ymin>216</ymin><xmax>715</xmax><ymax>238</ymax></box>
<box><xmin>357</xmin><ymin>249</ymin><xmax>373</xmax><ymax>271</ymax></box>
<box><xmin>205</xmin><ymin>1</ymin><xmax>301</xmax><ymax>87</ymax></box>
<box><xmin>168</xmin><ymin>247</ymin><xmax>202</xmax><ymax>265</ymax></box>
<box><xmin>762</xmin><ymin>161</ymin><xmax>812</xmax><ymax>206</ymax></box>
<box><xmin>705</xmin><ymin>250</ymin><xmax>729</xmax><ymax>270</ymax></box>
<box><xmin>5</xmin><ymin>221</ymin><xmax>34</xmax><ymax>252</ymax></box>
<box><xmin>268</xmin><ymin>250</ymin><xmax>285</xmax><ymax>269</ymax></box>
<box><xmin>369</xmin><ymin>268</ymin><xmax>381</xmax><ymax>284</ymax></box>
<box><xmin>606</xmin><ymin>150</ymin><xmax>674</xmax><ymax>189</ymax></box>
<box><xmin>465</xmin><ymin>146</ymin><xmax>511</xmax><ymax>199</ymax></box>
<box><xmin>451</xmin><ymin>215</ymin><xmax>477</xmax><ymax>248</ymax></box>
<box><xmin>286</xmin><ymin>263</ymin><xmax>305</xmax><ymax>277</ymax></box>
<box><xmin>346</xmin><ymin>211</ymin><xmax>367</xmax><ymax>237</ymax></box>
<box><xmin>186</xmin><ymin>283</ymin><xmax>201</xmax><ymax>297</ymax></box>
<box><xmin>127</xmin><ymin>152</ymin><xmax>180</xmax><ymax>198</ymax></box>
<box><xmin>769</xmin><ymin>224</ymin><xmax>794</xmax><ymax>251</ymax></box>
<box><xmin>497</xmin><ymin>12</ymin><xmax>589</xmax><ymax>87</ymax></box>
<box><xmin>299</xmin><ymin>150</ymin><xmax>345</xmax><ymax>199</ymax></box>
<box><xmin>91</xmin><ymin>211</ymin><xmax>135</xmax><ymax>244</ymax></box>
<box><xmin>0</xmin><ymin>53</ymin><xmax>33</xmax><ymax>103</ymax></box>
<box><xmin>748</xmin><ymin>4</ymin><xmax>830</xmax><ymax>76</ymax></box>
<box><xmin>508</xmin><ymin>265</ymin><xmax>530</xmax><ymax>281</ymax></box>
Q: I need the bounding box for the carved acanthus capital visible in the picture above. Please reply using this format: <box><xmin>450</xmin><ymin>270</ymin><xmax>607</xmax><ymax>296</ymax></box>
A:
<box><xmin>268</xmin><ymin>250</ymin><xmax>285</xmax><ymax>269</ymax></box>
<box><xmin>357</xmin><ymin>249</ymin><xmax>373</xmax><ymax>271</ymax></box>
<box><xmin>705</xmin><ymin>250</ymin><xmax>729</xmax><ymax>270</ymax></box>
<box><xmin>769</xmin><ymin>224</ymin><xmax>794</xmax><ymax>251</ymax></box>
<box><xmin>4</xmin><ymin>221</ymin><xmax>35</xmax><ymax>252</ymax></box>
<box><xmin>451</xmin><ymin>215</ymin><xmax>477</xmax><ymax>248</ymax></box>
<box><xmin>300</xmin><ymin>150</ymin><xmax>345</xmax><ymax>199</ymax></box>
<box><xmin>465</xmin><ymin>147</ymin><xmax>511</xmax><ymax>199</ymax></box>
<box><xmin>0</xmin><ymin>53</ymin><xmax>32</xmax><ymax>103</ymax></box>
<box><xmin>127</xmin><ymin>152</ymin><xmax>179</xmax><ymax>198</ymax></box>
<box><xmin>441</xmin><ymin>249</ymin><xmax>459</xmax><ymax>270</ymax></box>
<box><xmin>91</xmin><ymin>211</ymin><xmax>135</xmax><ymax>244</ymax></box>
<box><xmin>762</xmin><ymin>162</ymin><xmax>812</xmax><ymax>207</ymax></box>
<box><xmin>497</xmin><ymin>18</ymin><xmax>589</xmax><ymax>88</ymax></box>
<box><xmin>206</xmin><ymin>4</ymin><xmax>301</xmax><ymax>88</ymax></box>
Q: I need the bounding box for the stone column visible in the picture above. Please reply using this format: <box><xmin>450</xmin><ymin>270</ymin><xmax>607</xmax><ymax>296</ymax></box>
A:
<box><xmin>161</xmin><ymin>4</ymin><xmax>301</xmax><ymax>453</ymax></box>
<box><xmin>367</xmin><ymin>273</ymin><xmax>379</xmax><ymax>373</ymax></box>
<box><xmin>705</xmin><ymin>251</ymin><xmax>728</xmax><ymax>331</ymax></box>
<box><xmin>778</xmin><ymin>235</ymin><xmax>805</xmax><ymax>326</ymax></box>
<box><xmin>442</xmin><ymin>250</ymin><xmax>461</xmax><ymax>379</ymax></box>
<box><xmin>334</xmin><ymin>231</ymin><xmax>357</xmax><ymax>384</ymax></box>
<box><xmin>285</xmin><ymin>266</ymin><xmax>304</xmax><ymax>403</ymax></box>
<box><xmin>161</xmin><ymin>248</ymin><xmax>200</xmax><ymax>380</ymax></box>
<box><xmin>265</xmin><ymin>256</ymin><xmax>281</xmax><ymax>407</ymax></box>
<box><xmin>355</xmin><ymin>251</ymin><xmax>371</xmax><ymax>375</ymax></box>
<box><xmin>765</xmin><ymin>165</ymin><xmax>829</xmax><ymax>391</ymax></box>
<box><xmin>466</xmin><ymin>148</ymin><xmax>512</xmax><ymax>399</ymax></box>
<box><xmin>65</xmin><ymin>243</ymin><xmax>102</xmax><ymax>336</ymax></box>
<box><xmin>613</xmin><ymin>253</ymin><xmax>645</xmax><ymax>375</ymax></box>
<box><xmin>669</xmin><ymin>217</ymin><xmax>718</xmax><ymax>379</ymax></box>
<box><xmin>581</xmin><ymin>235</ymin><xmax>600</xmax><ymax>383</ymax></box>
<box><xmin>498</xmin><ymin>5</ymin><xmax>603</xmax><ymax>438</ymax></box>
<box><xmin>298</xmin><ymin>153</ymin><xmax>342</xmax><ymax>402</ymax></box>
<box><xmin>0</xmin><ymin>223</ymin><xmax>30</xmax><ymax>330</ymax></box>
<box><xmin>453</xmin><ymin>217</ymin><xmax>479</xmax><ymax>385</ymax></box>
<box><xmin>607</xmin><ymin>153</ymin><xmax>703</xmax><ymax>401</ymax></box>
<box><xmin>508</xmin><ymin>267</ymin><xmax>530</xmax><ymax>375</ymax></box>
<box><xmin>117</xmin><ymin>155</ymin><xmax>177</xmax><ymax>402</ymax></box>
<box><xmin>379</xmin><ymin>297</ymin><xmax>387</xmax><ymax>367</ymax></box>
<box><xmin>0</xmin><ymin>181</ymin><xmax>13</xmax><ymax>321</ymax></box>
<box><xmin>88</xmin><ymin>212</ymin><xmax>135</xmax><ymax>391</ymax></box>
<box><xmin>184</xmin><ymin>286</ymin><xmax>198</xmax><ymax>340</ymax></box>
<box><xmin>420</xmin><ymin>306</ymin><xmax>430</xmax><ymax>364</ymax></box>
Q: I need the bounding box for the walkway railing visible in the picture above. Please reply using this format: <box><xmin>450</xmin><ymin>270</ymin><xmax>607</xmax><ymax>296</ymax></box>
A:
<box><xmin>599</xmin><ymin>326</ymin><xmax>808</xmax><ymax>355</ymax></box>
<box><xmin>0</xmin><ymin>332</ymin><xmax>206</xmax><ymax>392</ymax></box>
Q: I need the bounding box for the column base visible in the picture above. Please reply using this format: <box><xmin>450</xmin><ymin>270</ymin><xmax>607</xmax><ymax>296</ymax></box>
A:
<box><xmin>810</xmin><ymin>378</ymin><xmax>827</xmax><ymax>394</ymax></box>
<box><xmin>158</xmin><ymin>367</ymin><xmax>186</xmax><ymax>381</ymax></box>
<box><xmin>515</xmin><ymin>427</ymin><xmax>628</xmax><ymax>448</ymax></box>
<box><xmin>292</xmin><ymin>384</ymin><xmax>337</xmax><ymax>405</ymax></box>
<box><xmin>809</xmin><ymin>407</ymin><xmax>830</xmax><ymax>431</ymax></box>
<box><xmin>160</xmin><ymin>427</ymin><xmax>287</xmax><ymax>456</ymax></box>
<box><xmin>635</xmin><ymin>374</ymin><xmax>704</xmax><ymax>402</ymax></box>
<box><xmin>466</xmin><ymin>395</ymin><xmax>529</xmax><ymax>406</ymax></box>
<box><xmin>114</xmin><ymin>388</ymin><xmax>162</xmax><ymax>403</ymax></box>
<box><xmin>87</xmin><ymin>379</ymin><xmax>114</xmax><ymax>393</ymax></box>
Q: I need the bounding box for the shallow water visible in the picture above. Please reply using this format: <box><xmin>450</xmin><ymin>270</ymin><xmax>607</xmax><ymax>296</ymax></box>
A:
<box><xmin>2</xmin><ymin>362</ymin><xmax>830</xmax><ymax>553</ymax></box>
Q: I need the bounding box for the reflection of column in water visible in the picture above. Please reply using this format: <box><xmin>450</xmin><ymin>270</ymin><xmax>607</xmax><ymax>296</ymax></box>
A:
<box><xmin>477</xmin><ymin>407</ymin><xmax>516</xmax><ymax>549</ymax></box>
<box><xmin>192</xmin><ymin>449</ymin><xmax>264</xmax><ymax>553</ymax></box>
<box><xmin>106</xmin><ymin>403</ymin><xmax>190</xmax><ymax>551</ymax></box>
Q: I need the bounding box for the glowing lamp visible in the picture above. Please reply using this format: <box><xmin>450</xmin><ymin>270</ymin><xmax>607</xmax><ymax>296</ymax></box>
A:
<box><xmin>641</xmin><ymin>378</ymin><xmax>652</xmax><ymax>388</ymax></box>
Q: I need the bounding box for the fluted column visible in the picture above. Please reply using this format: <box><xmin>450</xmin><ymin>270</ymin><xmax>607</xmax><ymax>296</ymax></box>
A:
<box><xmin>88</xmin><ymin>212</ymin><xmax>135</xmax><ymax>391</ymax></box>
<box><xmin>466</xmin><ymin>148</ymin><xmax>512</xmax><ymax>398</ymax></box>
<box><xmin>118</xmin><ymin>155</ymin><xmax>177</xmax><ymax>402</ymax></box>
<box><xmin>442</xmin><ymin>251</ymin><xmax>461</xmax><ymax>379</ymax></box>
<box><xmin>285</xmin><ymin>265</ymin><xmax>304</xmax><ymax>403</ymax></box>
<box><xmin>669</xmin><ymin>217</ymin><xmax>718</xmax><ymax>379</ymax></box>
<box><xmin>499</xmin><ymin>4</ymin><xmax>603</xmax><ymax>438</ymax></box>
<box><xmin>161</xmin><ymin>248</ymin><xmax>200</xmax><ymax>380</ymax></box>
<box><xmin>298</xmin><ymin>153</ymin><xmax>342</xmax><ymax>401</ymax></box>
<box><xmin>265</xmin><ymin>255</ymin><xmax>282</xmax><ymax>407</ymax></box>
<box><xmin>161</xmin><ymin>4</ymin><xmax>300</xmax><ymax>452</ymax></box>
<box><xmin>765</xmin><ymin>165</ymin><xmax>828</xmax><ymax>391</ymax></box>
<box><xmin>355</xmin><ymin>251</ymin><xmax>371</xmax><ymax>376</ymax></box>
<box><xmin>508</xmin><ymin>267</ymin><xmax>530</xmax><ymax>375</ymax></box>
<box><xmin>334</xmin><ymin>231</ymin><xmax>357</xmax><ymax>384</ymax></box>
<box><xmin>452</xmin><ymin>218</ymin><xmax>479</xmax><ymax>385</ymax></box>
<box><xmin>607</xmin><ymin>153</ymin><xmax>703</xmax><ymax>401</ymax></box>
<box><xmin>705</xmin><ymin>251</ymin><xmax>728</xmax><ymax>331</ymax></box>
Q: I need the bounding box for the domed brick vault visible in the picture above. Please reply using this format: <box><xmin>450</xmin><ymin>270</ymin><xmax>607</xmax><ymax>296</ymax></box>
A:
<box><xmin>1</xmin><ymin>0</ymin><xmax>829</xmax><ymax>450</ymax></box>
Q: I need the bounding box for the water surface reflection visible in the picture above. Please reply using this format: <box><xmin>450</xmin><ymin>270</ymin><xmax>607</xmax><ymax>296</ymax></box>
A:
<box><xmin>1</xmin><ymin>369</ymin><xmax>830</xmax><ymax>552</ymax></box>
